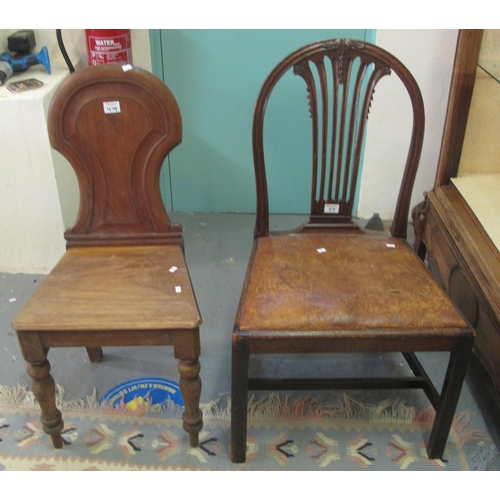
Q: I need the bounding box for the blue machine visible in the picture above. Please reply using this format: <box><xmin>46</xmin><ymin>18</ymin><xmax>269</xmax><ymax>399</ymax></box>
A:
<box><xmin>0</xmin><ymin>30</ymin><xmax>51</xmax><ymax>86</ymax></box>
<box><xmin>1</xmin><ymin>46</ymin><xmax>51</xmax><ymax>75</ymax></box>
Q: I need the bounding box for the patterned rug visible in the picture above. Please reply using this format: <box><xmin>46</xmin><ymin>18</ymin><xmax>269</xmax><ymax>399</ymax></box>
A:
<box><xmin>0</xmin><ymin>385</ymin><xmax>496</xmax><ymax>471</ymax></box>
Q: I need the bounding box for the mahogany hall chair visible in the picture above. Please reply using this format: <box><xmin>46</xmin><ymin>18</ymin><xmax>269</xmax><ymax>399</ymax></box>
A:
<box><xmin>13</xmin><ymin>64</ymin><xmax>203</xmax><ymax>449</ymax></box>
<box><xmin>230</xmin><ymin>39</ymin><xmax>475</xmax><ymax>463</ymax></box>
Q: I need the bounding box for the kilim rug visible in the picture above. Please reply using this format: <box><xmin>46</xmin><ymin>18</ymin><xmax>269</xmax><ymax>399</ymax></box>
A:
<box><xmin>0</xmin><ymin>385</ymin><xmax>497</xmax><ymax>471</ymax></box>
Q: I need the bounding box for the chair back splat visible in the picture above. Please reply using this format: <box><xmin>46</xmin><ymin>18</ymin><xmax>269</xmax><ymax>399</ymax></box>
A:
<box><xmin>231</xmin><ymin>39</ymin><xmax>474</xmax><ymax>464</ymax></box>
<box><xmin>48</xmin><ymin>64</ymin><xmax>183</xmax><ymax>248</ymax></box>
<box><xmin>252</xmin><ymin>38</ymin><xmax>424</xmax><ymax>239</ymax></box>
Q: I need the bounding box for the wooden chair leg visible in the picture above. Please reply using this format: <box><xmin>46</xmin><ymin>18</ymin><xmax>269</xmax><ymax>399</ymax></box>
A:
<box><xmin>231</xmin><ymin>337</ymin><xmax>250</xmax><ymax>463</ymax></box>
<box><xmin>27</xmin><ymin>357</ymin><xmax>64</xmax><ymax>449</ymax></box>
<box><xmin>178</xmin><ymin>358</ymin><xmax>203</xmax><ymax>447</ymax></box>
<box><xmin>426</xmin><ymin>337</ymin><xmax>474</xmax><ymax>459</ymax></box>
<box><xmin>86</xmin><ymin>347</ymin><xmax>103</xmax><ymax>363</ymax></box>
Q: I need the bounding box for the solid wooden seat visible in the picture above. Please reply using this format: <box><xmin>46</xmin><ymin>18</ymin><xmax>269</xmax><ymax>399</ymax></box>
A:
<box><xmin>13</xmin><ymin>64</ymin><xmax>203</xmax><ymax>450</ymax></box>
<box><xmin>231</xmin><ymin>39</ymin><xmax>475</xmax><ymax>463</ymax></box>
<box><xmin>13</xmin><ymin>246</ymin><xmax>201</xmax><ymax>331</ymax></box>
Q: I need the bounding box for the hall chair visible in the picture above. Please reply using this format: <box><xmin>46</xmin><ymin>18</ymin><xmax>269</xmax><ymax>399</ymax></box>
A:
<box><xmin>13</xmin><ymin>64</ymin><xmax>203</xmax><ymax>449</ymax></box>
<box><xmin>230</xmin><ymin>39</ymin><xmax>475</xmax><ymax>463</ymax></box>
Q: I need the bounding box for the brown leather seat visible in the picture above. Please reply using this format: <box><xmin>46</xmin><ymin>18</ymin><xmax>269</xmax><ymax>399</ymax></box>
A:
<box><xmin>240</xmin><ymin>234</ymin><xmax>467</xmax><ymax>332</ymax></box>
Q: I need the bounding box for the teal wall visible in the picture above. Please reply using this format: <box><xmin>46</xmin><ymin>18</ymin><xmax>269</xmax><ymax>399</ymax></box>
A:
<box><xmin>151</xmin><ymin>29</ymin><xmax>376</xmax><ymax>213</ymax></box>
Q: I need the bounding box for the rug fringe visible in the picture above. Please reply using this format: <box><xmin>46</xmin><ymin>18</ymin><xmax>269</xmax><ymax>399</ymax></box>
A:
<box><xmin>467</xmin><ymin>443</ymin><xmax>500</xmax><ymax>471</ymax></box>
<box><xmin>450</xmin><ymin>410</ymin><xmax>491</xmax><ymax>446</ymax></box>
<box><xmin>0</xmin><ymin>383</ymin><xmax>220</xmax><ymax>419</ymax></box>
<box><xmin>199</xmin><ymin>393</ymin><xmax>417</xmax><ymax>423</ymax></box>
<box><xmin>0</xmin><ymin>384</ymin><xmax>102</xmax><ymax>412</ymax></box>
<box><xmin>244</xmin><ymin>393</ymin><xmax>416</xmax><ymax>423</ymax></box>
<box><xmin>0</xmin><ymin>384</ymin><xmax>28</xmax><ymax>406</ymax></box>
<box><xmin>1</xmin><ymin>384</ymin><xmax>416</xmax><ymax>423</ymax></box>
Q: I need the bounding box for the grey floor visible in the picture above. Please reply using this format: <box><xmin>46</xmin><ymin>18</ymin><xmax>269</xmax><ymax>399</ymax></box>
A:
<box><xmin>1</xmin><ymin>213</ymin><xmax>500</xmax><ymax>469</ymax></box>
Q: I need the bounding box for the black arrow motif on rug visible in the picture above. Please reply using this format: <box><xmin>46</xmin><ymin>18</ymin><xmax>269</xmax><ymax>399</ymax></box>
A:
<box><xmin>277</xmin><ymin>439</ymin><xmax>295</xmax><ymax>459</ymax></box>
<box><xmin>128</xmin><ymin>432</ymin><xmax>145</xmax><ymax>452</ymax></box>
<box><xmin>61</xmin><ymin>427</ymin><xmax>76</xmax><ymax>446</ymax></box>
<box><xmin>199</xmin><ymin>437</ymin><xmax>218</xmax><ymax>457</ymax></box>
<box><xmin>356</xmin><ymin>441</ymin><xmax>375</xmax><ymax>462</ymax></box>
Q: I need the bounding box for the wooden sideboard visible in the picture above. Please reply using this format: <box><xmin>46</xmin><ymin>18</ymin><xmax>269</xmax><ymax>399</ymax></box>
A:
<box><xmin>413</xmin><ymin>30</ymin><xmax>500</xmax><ymax>397</ymax></box>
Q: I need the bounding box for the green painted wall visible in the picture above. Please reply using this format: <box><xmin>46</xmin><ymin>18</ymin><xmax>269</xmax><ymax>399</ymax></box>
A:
<box><xmin>151</xmin><ymin>29</ymin><xmax>376</xmax><ymax>213</ymax></box>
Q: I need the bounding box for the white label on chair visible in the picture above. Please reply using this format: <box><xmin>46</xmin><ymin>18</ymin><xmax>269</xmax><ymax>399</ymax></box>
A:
<box><xmin>324</xmin><ymin>203</ymin><xmax>340</xmax><ymax>214</ymax></box>
<box><xmin>317</xmin><ymin>248</ymin><xmax>327</xmax><ymax>253</ymax></box>
<box><xmin>103</xmin><ymin>101</ymin><xmax>121</xmax><ymax>114</ymax></box>
<box><xmin>169</xmin><ymin>266</ymin><xmax>178</xmax><ymax>273</ymax></box>
<box><xmin>175</xmin><ymin>286</ymin><xmax>182</xmax><ymax>293</ymax></box>
<box><xmin>386</xmin><ymin>243</ymin><xmax>396</xmax><ymax>248</ymax></box>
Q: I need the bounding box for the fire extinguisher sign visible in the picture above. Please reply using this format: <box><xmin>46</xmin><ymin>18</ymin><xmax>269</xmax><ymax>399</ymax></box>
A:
<box><xmin>86</xmin><ymin>29</ymin><xmax>132</xmax><ymax>66</ymax></box>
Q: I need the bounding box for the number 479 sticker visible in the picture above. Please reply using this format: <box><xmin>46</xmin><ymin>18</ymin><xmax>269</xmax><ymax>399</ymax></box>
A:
<box><xmin>324</xmin><ymin>203</ymin><xmax>340</xmax><ymax>214</ymax></box>
<box><xmin>103</xmin><ymin>101</ymin><xmax>121</xmax><ymax>114</ymax></box>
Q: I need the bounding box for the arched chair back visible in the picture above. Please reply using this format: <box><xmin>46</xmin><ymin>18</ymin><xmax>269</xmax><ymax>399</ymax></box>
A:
<box><xmin>48</xmin><ymin>63</ymin><xmax>183</xmax><ymax>247</ymax></box>
<box><xmin>252</xmin><ymin>38</ymin><xmax>424</xmax><ymax>238</ymax></box>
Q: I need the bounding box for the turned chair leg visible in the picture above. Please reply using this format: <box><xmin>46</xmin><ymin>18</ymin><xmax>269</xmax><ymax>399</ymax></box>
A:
<box><xmin>231</xmin><ymin>338</ymin><xmax>250</xmax><ymax>463</ymax></box>
<box><xmin>178</xmin><ymin>358</ymin><xmax>203</xmax><ymax>447</ymax></box>
<box><xmin>426</xmin><ymin>337</ymin><xmax>474</xmax><ymax>459</ymax></box>
<box><xmin>27</xmin><ymin>356</ymin><xmax>64</xmax><ymax>449</ymax></box>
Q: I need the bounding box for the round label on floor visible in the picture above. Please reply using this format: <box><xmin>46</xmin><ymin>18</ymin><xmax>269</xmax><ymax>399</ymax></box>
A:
<box><xmin>99</xmin><ymin>377</ymin><xmax>184</xmax><ymax>411</ymax></box>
